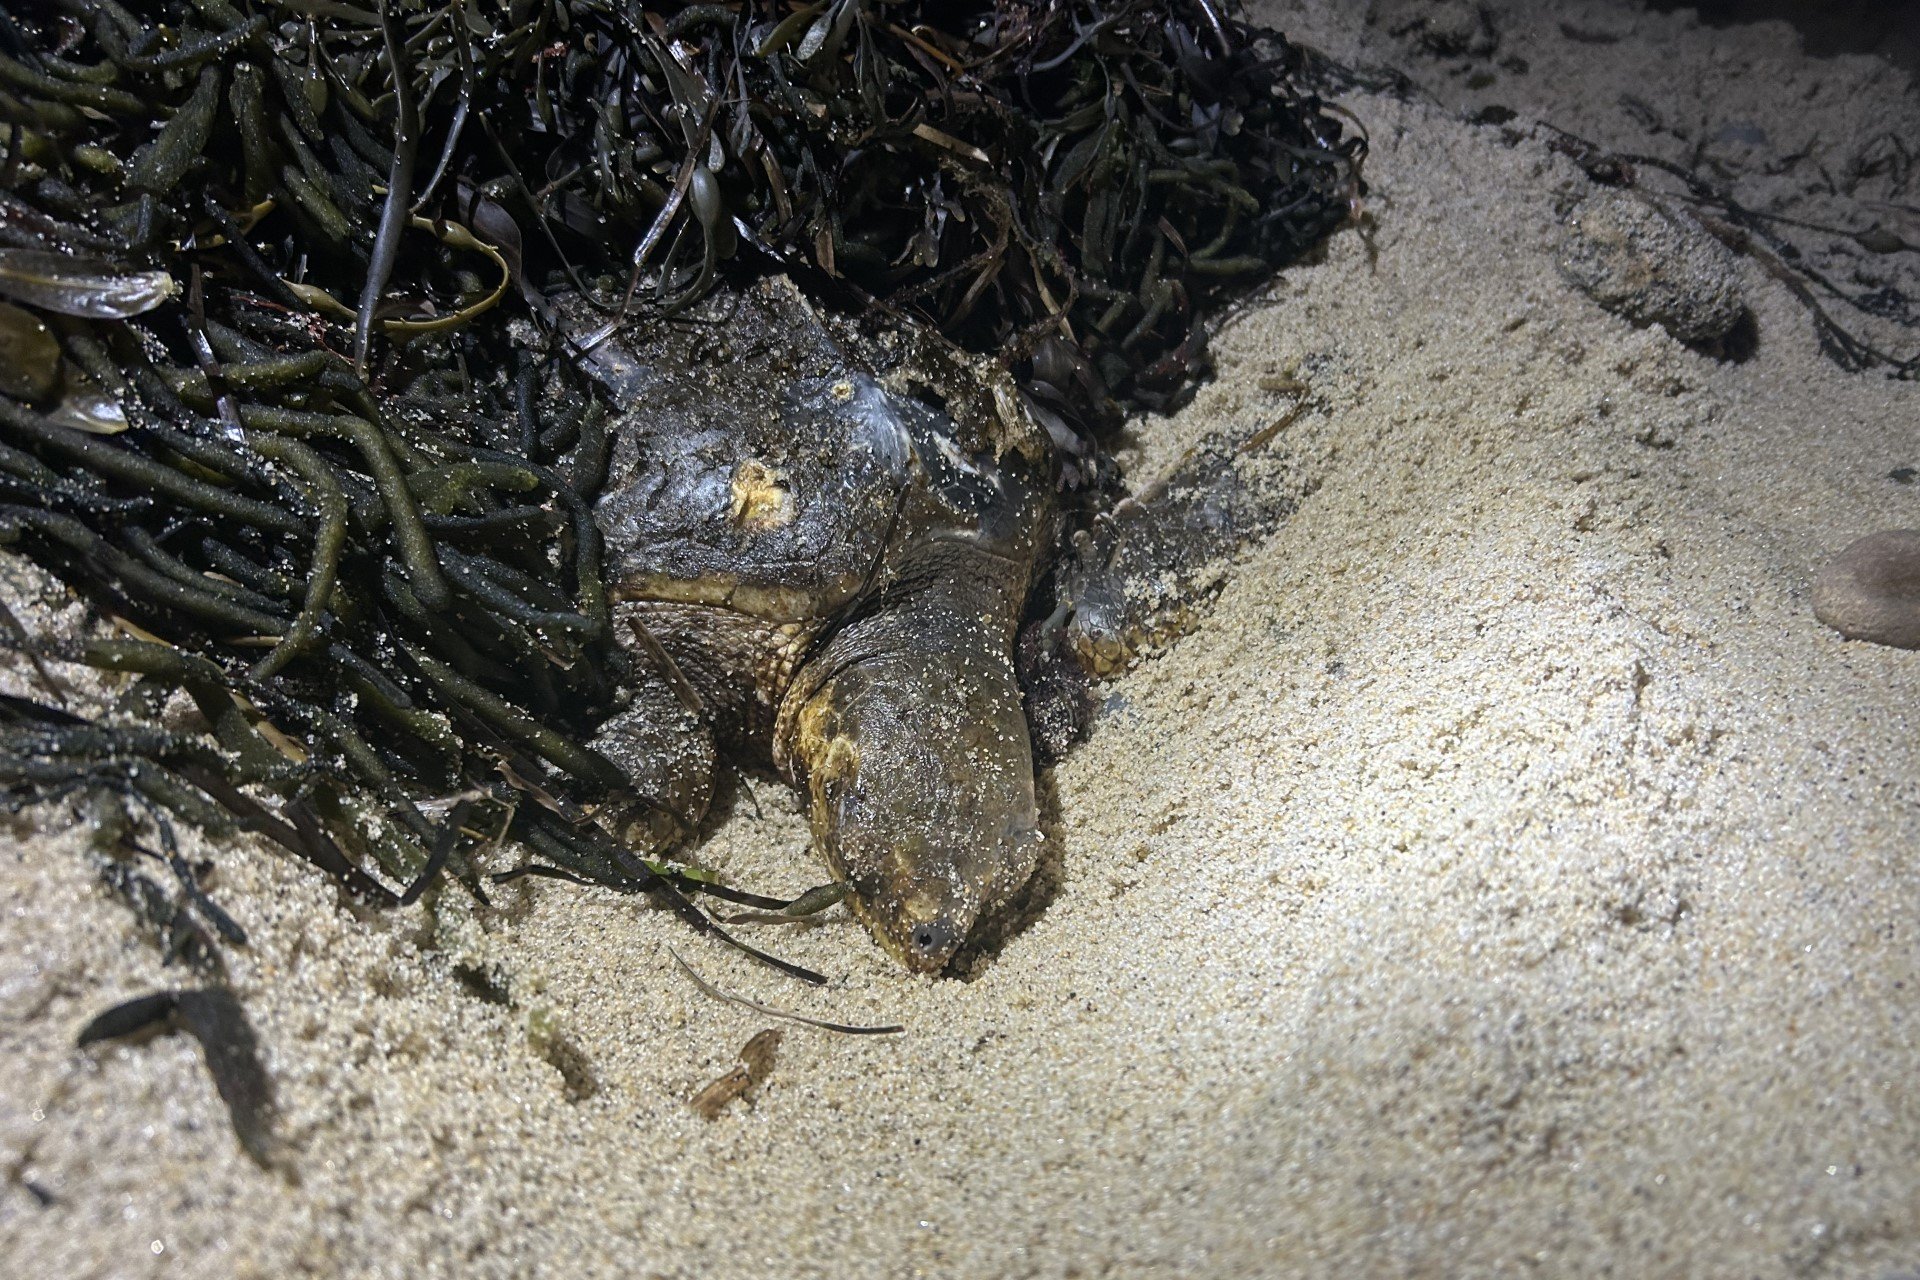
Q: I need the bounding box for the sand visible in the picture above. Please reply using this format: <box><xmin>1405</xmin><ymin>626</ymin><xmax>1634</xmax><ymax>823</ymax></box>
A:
<box><xmin>4</xmin><ymin>2</ymin><xmax>1918</xmax><ymax>1276</ymax></box>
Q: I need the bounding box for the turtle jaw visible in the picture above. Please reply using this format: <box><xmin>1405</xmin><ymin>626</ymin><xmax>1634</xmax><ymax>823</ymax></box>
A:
<box><xmin>778</xmin><ymin>631</ymin><xmax>1044</xmax><ymax>974</ymax></box>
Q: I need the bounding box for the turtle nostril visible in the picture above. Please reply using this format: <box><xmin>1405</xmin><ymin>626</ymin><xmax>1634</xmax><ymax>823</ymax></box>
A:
<box><xmin>909</xmin><ymin>918</ymin><xmax>957</xmax><ymax>964</ymax></box>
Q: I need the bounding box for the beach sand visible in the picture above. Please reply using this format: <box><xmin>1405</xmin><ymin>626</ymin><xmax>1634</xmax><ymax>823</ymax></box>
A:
<box><xmin>3</xmin><ymin>2</ymin><xmax>1917</xmax><ymax>1276</ymax></box>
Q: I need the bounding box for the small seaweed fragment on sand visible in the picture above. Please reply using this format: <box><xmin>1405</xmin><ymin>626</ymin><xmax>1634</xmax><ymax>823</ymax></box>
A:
<box><xmin>76</xmin><ymin>988</ymin><xmax>283</xmax><ymax>1171</ymax></box>
<box><xmin>689</xmin><ymin>1028</ymin><xmax>784</xmax><ymax>1121</ymax></box>
<box><xmin>670</xmin><ymin>949</ymin><xmax>904</xmax><ymax>1036</ymax></box>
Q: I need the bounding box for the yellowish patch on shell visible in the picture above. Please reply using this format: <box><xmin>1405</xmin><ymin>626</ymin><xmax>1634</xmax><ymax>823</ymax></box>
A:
<box><xmin>729</xmin><ymin>459</ymin><xmax>792</xmax><ymax>530</ymax></box>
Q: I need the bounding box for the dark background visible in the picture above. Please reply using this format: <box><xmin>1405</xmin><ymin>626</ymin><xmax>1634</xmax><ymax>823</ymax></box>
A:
<box><xmin>1647</xmin><ymin>0</ymin><xmax>1920</xmax><ymax>70</ymax></box>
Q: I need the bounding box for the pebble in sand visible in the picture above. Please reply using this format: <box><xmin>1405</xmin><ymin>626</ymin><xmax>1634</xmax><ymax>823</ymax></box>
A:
<box><xmin>1813</xmin><ymin>529</ymin><xmax>1920</xmax><ymax>649</ymax></box>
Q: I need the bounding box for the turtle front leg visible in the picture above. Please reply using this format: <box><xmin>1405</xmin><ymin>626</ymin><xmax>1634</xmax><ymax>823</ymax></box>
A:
<box><xmin>590</xmin><ymin>676</ymin><xmax>716</xmax><ymax>854</ymax></box>
<box><xmin>1058</xmin><ymin>423</ymin><xmax>1307</xmax><ymax>677</ymax></box>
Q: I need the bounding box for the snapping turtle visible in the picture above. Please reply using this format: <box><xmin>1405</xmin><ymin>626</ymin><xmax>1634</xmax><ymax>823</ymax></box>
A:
<box><xmin>574</xmin><ymin>276</ymin><xmax>1298</xmax><ymax>972</ymax></box>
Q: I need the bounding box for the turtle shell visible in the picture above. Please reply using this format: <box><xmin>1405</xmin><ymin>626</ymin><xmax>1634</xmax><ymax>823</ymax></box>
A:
<box><xmin>586</xmin><ymin>276</ymin><xmax>1050</xmax><ymax>623</ymax></box>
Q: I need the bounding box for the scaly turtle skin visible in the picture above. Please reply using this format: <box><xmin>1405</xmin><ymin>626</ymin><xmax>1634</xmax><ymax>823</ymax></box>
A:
<box><xmin>578</xmin><ymin>277</ymin><xmax>1055</xmax><ymax>972</ymax></box>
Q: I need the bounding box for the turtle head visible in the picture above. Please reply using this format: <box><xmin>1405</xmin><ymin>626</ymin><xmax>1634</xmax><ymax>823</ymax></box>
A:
<box><xmin>779</xmin><ymin>614</ymin><xmax>1043</xmax><ymax>973</ymax></box>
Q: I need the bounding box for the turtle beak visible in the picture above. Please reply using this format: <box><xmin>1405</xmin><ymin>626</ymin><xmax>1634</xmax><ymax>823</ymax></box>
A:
<box><xmin>779</xmin><ymin>630</ymin><xmax>1043</xmax><ymax>973</ymax></box>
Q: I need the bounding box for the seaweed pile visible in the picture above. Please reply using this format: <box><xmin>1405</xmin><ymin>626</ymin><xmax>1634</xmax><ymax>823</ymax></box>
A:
<box><xmin>0</xmin><ymin>0</ymin><xmax>1360</xmax><ymax>973</ymax></box>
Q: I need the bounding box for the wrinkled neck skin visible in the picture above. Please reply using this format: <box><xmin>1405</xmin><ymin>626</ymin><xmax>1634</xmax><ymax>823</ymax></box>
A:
<box><xmin>776</xmin><ymin>542</ymin><xmax>1044</xmax><ymax>972</ymax></box>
